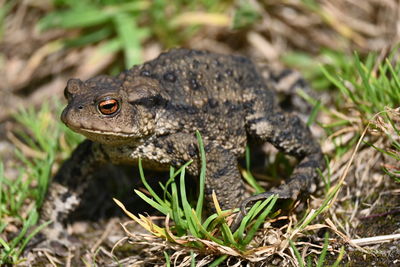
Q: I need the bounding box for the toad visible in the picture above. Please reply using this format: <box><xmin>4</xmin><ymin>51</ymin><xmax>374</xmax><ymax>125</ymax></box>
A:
<box><xmin>38</xmin><ymin>48</ymin><xmax>324</xmax><ymax>249</ymax></box>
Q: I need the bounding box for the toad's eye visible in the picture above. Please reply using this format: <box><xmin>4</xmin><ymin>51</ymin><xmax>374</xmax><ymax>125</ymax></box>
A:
<box><xmin>98</xmin><ymin>99</ymin><xmax>119</xmax><ymax>115</ymax></box>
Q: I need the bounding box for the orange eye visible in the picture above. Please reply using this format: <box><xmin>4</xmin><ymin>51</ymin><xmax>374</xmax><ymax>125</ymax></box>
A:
<box><xmin>98</xmin><ymin>99</ymin><xmax>119</xmax><ymax>115</ymax></box>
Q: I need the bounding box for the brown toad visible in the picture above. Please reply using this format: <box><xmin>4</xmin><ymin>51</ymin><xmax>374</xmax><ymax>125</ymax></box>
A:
<box><xmin>38</xmin><ymin>48</ymin><xmax>324</xmax><ymax>249</ymax></box>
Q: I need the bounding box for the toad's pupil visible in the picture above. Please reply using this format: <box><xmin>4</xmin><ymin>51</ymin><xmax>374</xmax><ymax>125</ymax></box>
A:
<box><xmin>102</xmin><ymin>103</ymin><xmax>114</xmax><ymax>109</ymax></box>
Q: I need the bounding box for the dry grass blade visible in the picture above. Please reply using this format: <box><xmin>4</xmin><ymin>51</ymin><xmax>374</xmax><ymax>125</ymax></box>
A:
<box><xmin>7</xmin><ymin>131</ymin><xmax>46</xmax><ymax>159</ymax></box>
<box><xmin>43</xmin><ymin>250</ymin><xmax>58</xmax><ymax>267</ymax></box>
<box><xmin>328</xmin><ymin>113</ymin><xmax>379</xmax><ymax>207</ymax></box>
<box><xmin>172</xmin><ymin>12</ymin><xmax>230</xmax><ymax>27</ymax></box>
<box><xmin>164</xmin><ymin>214</ymin><xmax>187</xmax><ymax>245</ymax></box>
<box><xmin>113</xmin><ymin>198</ymin><xmax>166</xmax><ymax>238</ymax></box>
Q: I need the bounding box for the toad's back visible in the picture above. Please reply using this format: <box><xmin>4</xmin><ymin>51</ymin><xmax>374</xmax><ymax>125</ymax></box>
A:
<box><xmin>124</xmin><ymin>49</ymin><xmax>273</xmax><ymax>154</ymax></box>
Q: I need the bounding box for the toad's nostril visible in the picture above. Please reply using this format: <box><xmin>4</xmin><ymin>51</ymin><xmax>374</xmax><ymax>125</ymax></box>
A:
<box><xmin>78</xmin><ymin>106</ymin><xmax>83</xmax><ymax>110</ymax></box>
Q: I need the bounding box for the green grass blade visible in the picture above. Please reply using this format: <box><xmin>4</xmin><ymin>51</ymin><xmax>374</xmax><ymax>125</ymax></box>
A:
<box><xmin>171</xmin><ymin>161</ymin><xmax>194</xmax><ymax>180</ymax></box>
<box><xmin>113</xmin><ymin>12</ymin><xmax>148</xmax><ymax>67</ymax></box>
<box><xmin>190</xmin><ymin>250</ymin><xmax>196</xmax><ymax>266</ymax></box>
<box><xmin>137</xmin><ymin>158</ymin><xmax>166</xmax><ymax>207</ymax></box>
<box><xmin>241</xmin><ymin>170</ymin><xmax>264</xmax><ymax>193</ymax></box>
<box><xmin>17</xmin><ymin>219</ymin><xmax>52</xmax><ymax>258</ymax></box>
<box><xmin>366</xmin><ymin>142</ymin><xmax>400</xmax><ymax>161</ymax></box>
<box><xmin>0</xmin><ymin>236</ymin><xmax>10</xmax><ymax>252</ymax></box>
<box><xmin>170</xmin><ymin>180</ymin><xmax>185</xmax><ymax>231</ymax></box>
<box><xmin>353</xmin><ymin>53</ymin><xmax>375</xmax><ymax>112</ymax></box>
<box><xmin>245</xmin><ymin>145</ymin><xmax>251</xmax><ymax>171</ymax></box>
<box><xmin>307</xmin><ymin>100</ymin><xmax>322</xmax><ymax>126</ymax></box>
<box><xmin>195</xmin><ymin>131</ymin><xmax>206</xmax><ymax>219</ymax></box>
<box><xmin>216</xmin><ymin>210</ymin><xmax>236</xmax><ymax>246</ymax></box>
<box><xmin>164</xmin><ymin>251</ymin><xmax>171</xmax><ymax>267</ymax></box>
<box><xmin>158</xmin><ymin>182</ymin><xmax>172</xmax><ymax>200</ymax></box>
<box><xmin>316</xmin><ymin>232</ymin><xmax>329</xmax><ymax>267</ymax></box>
<box><xmin>8</xmin><ymin>208</ymin><xmax>38</xmax><ymax>254</ymax></box>
<box><xmin>321</xmin><ymin>67</ymin><xmax>357</xmax><ymax>106</ymax></box>
<box><xmin>0</xmin><ymin>163</ymin><xmax>4</xmax><ymax>218</ymax></box>
<box><xmin>39</xmin><ymin>7</ymin><xmax>112</xmax><ymax>30</ymax></box>
<box><xmin>134</xmin><ymin>189</ymin><xmax>170</xmax><ymax>215</ymax></box>
<box><xmin>234</xmin><ymin>201</ymin><xmax>262</xmax><ymax>240</ymax></box>
<box><xmin>202</xmin><ymin>213</ymin><xmax>218</xmax><ymax>229</ymax></box>
<box><xmin>331</xmin><ymin>246</ymin><xmax>345</xmax><ymax>267</ymax></box>
<box><xmin>179</xmin><ymin>167</ymin><xmax>199</xmax><ymax>237</ymax></box>
<box><xmin>307</xmin><ymin>256</ymin><xmax>312</xmax><ymax>267</ymax></box>
<box><xmin>289</xmin><ymin>239</ymin><xmax>305</xmax><ymax>267</ymax></box>
<box><xmin>385</xmin><ymin>58</ymin><xmax>400</xmax><ymax>101</ymax></box>
<box><xmin>191</xmin><ymin>210</ymin><xmax>224</xmax><ymax>245</ymax></box>
<box><xmin>64</xmin><ymin>27</ymin><xmax>113</xmax><ymax>48</ymax></box>
<box><xmin>209</xmin><ymin>255</ymin><xmax>228</xmax><ymax>267</ymax></box>
<box><xmin>242</xmin><ymin>195</ymin><xmax>277</xmax><ymax>245</ymax></box>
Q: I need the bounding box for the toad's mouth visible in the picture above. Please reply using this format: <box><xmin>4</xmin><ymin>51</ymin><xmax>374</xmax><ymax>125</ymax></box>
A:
<box><xmin>80</xmin><ymin>128</ymin><xmax>136</xmax><ymax>137</ymax></box>
<box><xmin>66</xmin><ymin>123</ymin><xmax>136</xmax><ymax>138</ymax></box>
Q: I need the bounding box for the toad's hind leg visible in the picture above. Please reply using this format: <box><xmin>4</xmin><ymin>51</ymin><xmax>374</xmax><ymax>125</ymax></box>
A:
<box><xmin>243</xmin><ymin>88</ymin><xmax>324</xmax><ymax>212</ymax></box>
<box><xmin>27</xmin><ymin>140</ymin><xmax>107</xmax><ymax>254</ymax></box>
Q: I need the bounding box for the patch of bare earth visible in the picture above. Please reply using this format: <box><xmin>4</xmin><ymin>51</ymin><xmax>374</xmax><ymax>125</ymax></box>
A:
<box><xmin>320</xmin><ymin>108</ymin><xmax>400</xmax><ymax>266</ymax></box>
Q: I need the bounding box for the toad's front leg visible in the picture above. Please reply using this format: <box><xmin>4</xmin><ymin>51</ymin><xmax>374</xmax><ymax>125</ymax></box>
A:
<box><xmin>155</xmin><ymin>133</ymin><xmax>247</xmax><ymax>211</ymax></box>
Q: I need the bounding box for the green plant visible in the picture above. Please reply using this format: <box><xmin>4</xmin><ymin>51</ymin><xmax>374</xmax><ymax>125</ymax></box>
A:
<box><xmin>115</xmin><ymin>131</ymin><xmax>279</xmax><ymax>264</ymax></box>
<box><xmin>322</xmin><ymin>52</ymin><xmax>400</xmax><ymax>116</ymax></box>
<box><xmin>38</xmin><ymin>0</ymin><xmax>233</xmax><ymax>69</ymax></box>
<box><xmin>290</xmin><ymin>232</ymin><xmax>345</xmax><ymax>267</ymax></box>
<box><xmin>321</xmin><ymin>49</ymin><xmax>400</xmax><ymax>180</ymax></box>
<box><xmin>0</xmin><ymin>102</ymin><xmax>82</xmax><ymax>265</ymax></box>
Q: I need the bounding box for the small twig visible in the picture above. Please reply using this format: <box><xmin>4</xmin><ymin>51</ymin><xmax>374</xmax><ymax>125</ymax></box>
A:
<box><xmin>359</xmin><ymin>208</ymin><xmax>400</xmax><ymax>220</ymax></box>
<box><xmin>351</xmin><ymin>233</ymin><xmax>400</xmax><ymax>246</ymax></box>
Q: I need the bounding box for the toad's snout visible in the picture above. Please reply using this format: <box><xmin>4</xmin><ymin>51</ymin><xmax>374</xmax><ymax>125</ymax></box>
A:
<box><xmin>60</xmin><ymin>105</ymin><xmax>84</xmax><ymax>129</ymax></box>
